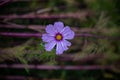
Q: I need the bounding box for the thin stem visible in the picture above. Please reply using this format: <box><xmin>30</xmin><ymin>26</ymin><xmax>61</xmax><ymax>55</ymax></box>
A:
<box><xmin>0</xmin><ymin>75</ymin><xmax>26</xmax><ymax>80</ymax></box>
<box><xmin>0</xmin><ymin>32</ymin><xmax>119</xmax><ymax>40</ymax></box>
<box><xmin>57</xmin><ymin>54</ymin><xmax>104</xmax><ymax>62</ymax></box>
<box><xmin>0</xmin><ymin>32</ymin><xmax>103</xmax><ymax>38</ymax></box>
<box><xmin>75</xmin><ymin>34</ymin><xmax>105</xmax><ymax>38</ymax></box>
<box><xmin>0</xmin><ymin>0</ymin><xmax>10</xmax><ymax>6</ymax></box>
<box><xmin>0</xmin><ymin>11</ymin><xmax>88</xmax><ymax>19</ymax></box>
<box><xmin>0</xmin><ymin>64</ymin><xmax>111</xmax><ymax>70</ymax></box>
<box><xmin>0</xmin><ymin>24</ymin><xmax>44</xmax><ymax>30</ymax></box>
<box><xmin>0</xmin><ymin>24</ymin><xmax>94</xmax><ymax>33</ymax></box>
<box><xmin>0</xmin><ymin>32</ymin><xmax>41</xmax><ymax>37</ymax></box>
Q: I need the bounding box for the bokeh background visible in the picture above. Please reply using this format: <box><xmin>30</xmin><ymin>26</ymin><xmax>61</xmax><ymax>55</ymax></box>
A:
<box><xmin>0</xmin><ymin>0</ymin><xmax>120</xmax><ymax>80</ymax></box>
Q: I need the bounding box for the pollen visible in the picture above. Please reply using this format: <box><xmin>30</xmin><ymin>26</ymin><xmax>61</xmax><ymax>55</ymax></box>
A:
<box><xmin>55</xmin><ymin>33</ymin><xmax>63</xmax><ymax>41</ymax></box>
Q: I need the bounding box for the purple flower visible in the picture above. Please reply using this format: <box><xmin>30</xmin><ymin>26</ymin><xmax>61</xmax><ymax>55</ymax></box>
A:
<box><xmin>42</xmin><ymin>21</ymin><xmax>75</xmax><ymax>55</ymax></box>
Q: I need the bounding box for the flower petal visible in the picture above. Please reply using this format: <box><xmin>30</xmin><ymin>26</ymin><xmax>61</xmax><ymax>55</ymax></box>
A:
<box><xmin>56</xmin><ymin>40</ymin><xmax>71</xmax><ymax>55</ymax></box>
<box><xmin>62</xmin><ymin>26</ymin><xmax>75</xmax><ymax>40</ymax></box>
<box><xmin>61</xmin><ymin>42</ymin><xmax>68</xmax><ymax>51</ymax></box>
<box><xmin>63</xmin><ymin>40</ymin><xmax>71</xmax><ymax>47</ymax></box>
<box><xmin>46</xmin><ymin>24</ymin><xmax>56</xmax><ymax>35</ymax></box>
<box><xmin>42</xmin><ymin>34</ymin><xmax>54</xmax><ymax>42</ymax></box>
<box><xmin>45</xmin><ymin>41</ymin><xmax>56</xmax><ymax>51</ymax></box>
<box><xmin>56</xmin><ymin>42</ymin><xmax>64</xmax><ymax>55</ymax></box>
<box><xmin>54</xmin><ymin>22</ymin><xmax>64</xmax><ymax>32</ymax></box>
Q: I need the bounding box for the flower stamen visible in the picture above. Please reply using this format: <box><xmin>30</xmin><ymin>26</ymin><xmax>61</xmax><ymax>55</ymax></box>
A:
<box><xmin>55</xmin><ymin>33</ymin><xmax>63</xmax><ymax>41</ymax></box>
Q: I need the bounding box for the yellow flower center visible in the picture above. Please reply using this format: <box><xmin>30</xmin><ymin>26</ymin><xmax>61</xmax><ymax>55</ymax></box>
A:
<box><xmin>55</xmin><ymin>33</ymin><xmax>63</xmax><ymax>41</ymax></box>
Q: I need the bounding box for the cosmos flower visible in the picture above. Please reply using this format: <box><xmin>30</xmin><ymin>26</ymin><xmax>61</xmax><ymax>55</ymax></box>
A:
<box><xmin>42</xmin><ymin>21</ymin><xmax>75</xmax><ymax>55</ymax></box>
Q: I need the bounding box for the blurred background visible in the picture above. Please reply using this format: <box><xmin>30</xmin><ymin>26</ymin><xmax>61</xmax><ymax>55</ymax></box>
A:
<box><xmin>0</xmin><ymin>0</ymin><xmax>120</xmax><ymax>80</ymax></box>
